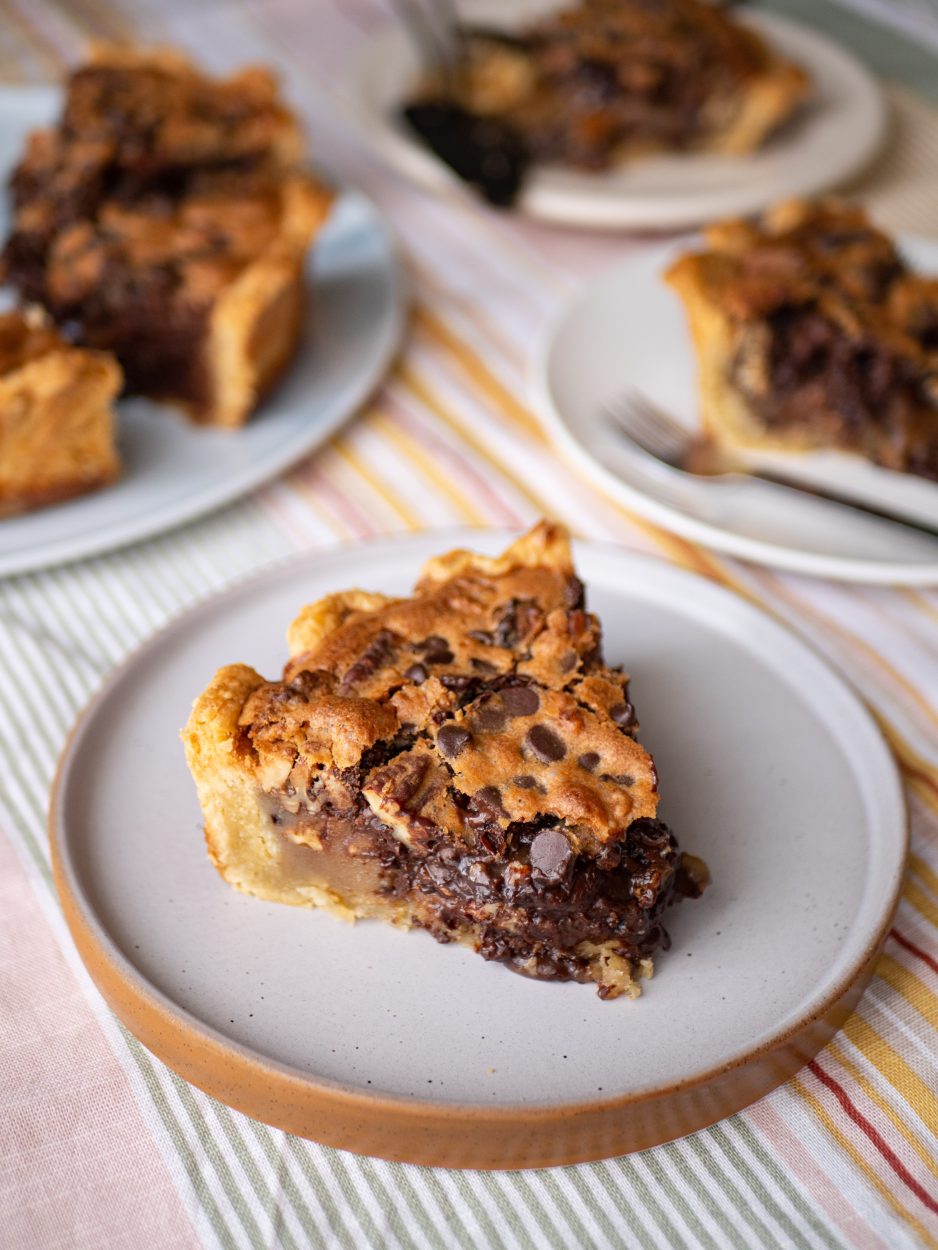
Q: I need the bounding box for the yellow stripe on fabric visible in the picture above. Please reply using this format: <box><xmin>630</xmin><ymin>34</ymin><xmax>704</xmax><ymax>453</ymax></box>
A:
<box><xmin>1</xmin><ymin>2</ymin><xmax>63</xmax><ymax>75</ymax></box>
<box><xmin>842</xmin><ymin>1011</ymin><xmax>938</xmax><ymax>1137</ymax></box>
<box><xmin>901</xmin><ymin>589</ymin><xmax>938</xmax><ymax>631</ymax></box>
<box><xmin>409</xmin><ymin>269</ymin><xmax>528</xmax><ymax>373</ymax></box>
<box><xmin>330</xmin><ymin>438</ymin><xmax>420</xmax><ymax>530</ymax></box>
<box><xmin>398</xmin><ymin>363</ymin><xmax>551</xmax><ymax>516</ymax></box>
<box><xmin>398</xmin><ymin>359</ymin><xmax>709</xmax><ymax>564</ymax></box>
<box><xmin>876</xmin><ymin>955</ymin><xmax>938</xmax><ymax>1031</ymax></box>
<box><xmin>904</xmin><ymin>880</ymin><xmax>938</xmax><ymax>932</ymax></box>
<box><xmin>909</xmin><ymin>853</ymin><xmax>938</xmax><ymax>900</ymax></box>
<box><xmin>828</xmin><ymin>1038</ymin><xmax>938</xmax><ymax>1187</ymax></box>
<box><xmin>280</xmin><ymin>470</ymin><xmax>355</xmax><ymax>538</ymax></box>
<box><xmin>367</xmin><ymin>411</ymin><xmax>487</xmax><ymax>526</ymax></box>
<box><xmin>413</xmin><ymin>307</ymin><xmax>545</xmax><ymax>441</ymax></box>
<box><xmin>792</xmin><ymin>1076</ymin><xmax>938</xmax><ymax>1250</ymax></box>
<box><xmin>747</xmin><ymin>572</ymin><xmax>938</xmax><ymax>740</ymax></box>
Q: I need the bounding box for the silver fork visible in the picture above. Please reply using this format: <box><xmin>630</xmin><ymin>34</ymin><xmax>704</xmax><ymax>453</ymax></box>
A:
<box><xmin>604</xmin><ymin>389</ymin><xmax>938</xmax><ymax>535</ymax></box>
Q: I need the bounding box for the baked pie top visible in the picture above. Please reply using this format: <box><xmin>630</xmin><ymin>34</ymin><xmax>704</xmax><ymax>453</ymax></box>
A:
<box><xmin>231</xmin><ymin>523</ymin><xmax>660</xmax><ymax>860</ymax></box>
<box><xmin>688</xmin><ymin>200</ymin><xmax>938</xmax><ymax>349</ymax></box>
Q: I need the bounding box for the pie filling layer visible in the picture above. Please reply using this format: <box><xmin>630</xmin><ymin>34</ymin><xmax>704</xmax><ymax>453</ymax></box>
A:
<box><xmin>261</xmin><ymin>765</ymin><xmax>702</xmax><ymax>996</ymax></box>
<box><xmin>731</xmin><ymin>303</ymin><xmax>938</xmax><ymax>478</ymax></box>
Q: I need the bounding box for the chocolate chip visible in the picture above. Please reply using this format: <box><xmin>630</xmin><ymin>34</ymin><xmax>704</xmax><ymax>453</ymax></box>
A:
<box><xmin>467</xmin><ymin>629</ymin><xmax>494</xmax><ymax>645</ymax></box>
<box><xmin>502</xmin><ymin>685</ymin><xmax>539</xmax><ymax>717</ymax></box>
<box><xmin>474</xmin><ymin>785</ymin><xmax>507</xmax><ymax>818</ymax></box>
<box><xmin>577</xmin><ymin>752</ymin><xmax>600</xmax><ymax>772</ymax></box>
<box><xmin>529</xmin><ymin>829</ymin><xmax>574</xmax><ymax>884</ymax></box>
<box><xmin>607</xmin><ymin>773</ymin><xmax>634</xmax><ymax>787</ymax></box>
<box><xmin>610</xmin><ymin>702</ymin><xmax>635</xmax><ymax>728</ymax></box>
<box><xmin>525</xmin><ymin>724</ymin><xmax>566</xmax><ymax>762</ymax></box>
<box><xmin>437</xmin><ymin>724</ymin><xmax>471</xmax><ymax>758</ymax></box>
<box><xmin>564</xmin><ymin>576</ymin><xmax>585</xmax><ymax>609</ymax></box>
<box><xmin>470</xmin><ymin>657</ymin><xmax>497</xmax><ymax>674</ymax></box>
<box><xmin>473</xmin><ymin>703</ymin><xmax>507</xmax><ymax>733</ymax></box>
<box><xmin>441</xmin><ymin>673</ymin><xmax>473</xmax><ymax>691</ymax></box>
<box><xmin>404</xmin><ymin>663</ymin><xmax>428</xmax><ymax>684</ymax></box>
<box><xmin>425</xmin><ymin>645</ymin><xmax>454</xmax><ymax>665</ymax></box>
<box><xmin>514</xmin><ymin>774</ymin><xmax>545</xmax><ymax>793</ymax></box>
<box><xmin>559</xmin><ymin>652</ymin><xmax>577</xmax><ymax>674</ymax></box>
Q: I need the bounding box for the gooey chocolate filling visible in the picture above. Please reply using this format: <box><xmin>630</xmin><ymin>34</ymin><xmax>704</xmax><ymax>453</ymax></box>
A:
<box><xmin>265</xmin><ymin>739</ymin><xmax>699</xmax><ymax>988</ymax></box>
<box><xmin>731</xmin><ymin>301</ymin><xmax>938</xmax><ymax>479</ymax></box>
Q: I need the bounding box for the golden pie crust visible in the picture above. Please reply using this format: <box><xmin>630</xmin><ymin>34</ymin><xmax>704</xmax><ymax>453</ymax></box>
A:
<box><xmin>0</xmin><ymin>308</ymin><xmax>121</xmax><ymax>517</ymax></box>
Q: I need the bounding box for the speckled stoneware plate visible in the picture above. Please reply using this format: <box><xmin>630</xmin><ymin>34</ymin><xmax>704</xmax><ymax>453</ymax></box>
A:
<box><xmin>536</xmin><ymin>236</ymin><xmax>938</xmax><ymax>585</ymax></box>
<box><xmin>347</xmin><ymin>2</ymin><xmax>885</xmax><ymax>230</ymax></box>
<box><xmin>0</xmin><ymin>87</ymin><xmax>406</xmax><ymax>577</ymax></box>
<box><xmin>49</xmin><ymin>531</ymin><xmax>907</xmax><ymax>1168</ymax></box>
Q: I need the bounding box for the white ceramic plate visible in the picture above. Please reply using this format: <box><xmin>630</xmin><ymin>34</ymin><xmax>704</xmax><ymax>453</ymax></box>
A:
<box><xmin>536</xmin><ymin>236</ymin><xmax>938</xmax><ymax>584</ymax></box>
<box><xmin>50</xmin><ymin>531</ymin><xmax>906</xmax><ymax>1164</ymax></box>
<box><xmin>0</xmin><ymin>88</ymin><xmax>407</xmax><ymax>577</ymax></box>
<box><xmin>347</xmin><ymin>3</ymin><xmax>886</xmax><ymax>230</ymax></box>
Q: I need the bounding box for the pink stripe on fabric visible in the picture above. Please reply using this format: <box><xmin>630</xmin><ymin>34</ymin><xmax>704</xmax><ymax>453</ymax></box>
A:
<box><xmin>747</xmin><ymin>1100</ymin><xmax>891</xmax><ymax>1250</ymax></box>
<box><xmin>0</xmin><ymin>829</ymin><xmax>200</xmax><ymax>1250</ymax></box>
<box><xmin>382</xmin><ymin>394</ymin><xmax>526</xmax><ymax>527</ymax></box>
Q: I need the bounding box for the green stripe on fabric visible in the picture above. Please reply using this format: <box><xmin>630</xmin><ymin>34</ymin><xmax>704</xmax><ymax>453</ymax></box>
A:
<box><xmin>446</xmin><ymin>1170</ymin><xmax>512</xmax><ymax>1250</ymax></box>
<box><xmin>639</xmin><ymin>1149</ymin><xmax>723</xmax><ymax>1250</ymax></box>
<box><xmin>123</xmin><ymin>1035</ymin><xmax>241</xmax><ymax>1250</ymax></box>
<box><xmin>734</xmin><ymin>1117</ymin><xmax>849</xmax><ymax>1250</ymax></box>
<box><xmin>282</xmin><ymin>1135</ymin><xmax>362</xmax><ymax>1249</ymax></box>
<box><xmin>556</xmin><ymin>1166</ymin><xmax>636</xmax><ymax>1250</ymax></box>
<box><xmin>536</xmin><ymin>1171</ymin><xmax>602</xmax><ymax>1249</ymax></box>
<box><xmin>319</xmin><ymin>1146</ymin><xmax>395</xmax><ymax>1249</ymax></box>
<box><xmin>208</xmin><ymin>1105</ymin><xmax>303</xmax><ymax>1250</ymax></box>
<box><xmin>510</xmin><ymin>1172</ymin><xmax>573</xmax><ymax>1250</ymax></box>
<box><xmin>684</xmin><ymin>1133</ymin><xmax>783</xmax><ymax>1250</ymax></box>
<box><xmin>244</xmin><ymin>1124</ymin><xmax>334</xmax><ymax>1247</ymax></box>
<box><xmin>419</xmin><ymin>1168</ymin><xmax>498</xmax><ymax>1250</ymax></box>
<box><xmin>712</xmin><ymin>1122</ymin><xmax>832</xmax><ymax>1250</ymax></box>
<box><xmin>663</xmin><ymin>1142</ymin><xmax>746</xmax><ymax>1250</ymax></box>
<box><xmin>376</xmin><ymin>1160</ymin><xmax>454</xmax><ymax>1250</ymax></box>
<box><xmin>172</xmin><ymin>1082</ymin><xmax>269</xmax><ymax>1249</ymax></box>
<box><xmin>474</xmin><ymin>1174</ymin><xmax>542</xmax><ymax>1250</ymax></box>
<box><xmin>599</xmin><ymin>1158</ymin><xmax>674</xmax><ymax>1250</ymax></box>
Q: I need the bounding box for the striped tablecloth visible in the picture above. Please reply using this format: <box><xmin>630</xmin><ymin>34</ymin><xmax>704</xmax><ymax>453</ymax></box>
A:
<box><xmin>2</xmin><ymin>2</ymin><xmax>938</xmax><ymax>1247</ymax></box>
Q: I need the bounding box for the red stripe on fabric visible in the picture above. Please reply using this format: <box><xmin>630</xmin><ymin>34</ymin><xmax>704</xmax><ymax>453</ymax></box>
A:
<box><xmin>890</xmin><ymin>928</ymin><xmax>938</xmax><ymax>977</ymax></box>
<box><xmin>808</xmin><ymin>1061</ymin><xmax>938</xmax><ymax>1217</ymax></box>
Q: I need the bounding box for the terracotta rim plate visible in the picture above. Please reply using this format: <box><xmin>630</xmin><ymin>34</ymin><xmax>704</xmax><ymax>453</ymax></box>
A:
<box><xmin>49</xmin><ymin>531</ymin><xmax>907</xmax><ymax>1169</ymax></box>
<box><xmin>346</xmin><ymin>3</ymin><xmax>886</xmax><ymax>230</ymax></box>
<box><xmin>535</xmin><ymin>235</ymin><xmax>938</xmax><ymax>585</ymax></box>
<box><xmin>0</xmin><ymin>87</ymin><xmax>407</xmax><ymax>577</ymax></box>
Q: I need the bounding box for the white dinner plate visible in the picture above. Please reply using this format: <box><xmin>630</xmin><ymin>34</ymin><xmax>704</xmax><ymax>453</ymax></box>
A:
<box><xmin>50</xmin><ymin>531</ymin><xmax>906</xmax><ymax>1166</ymax></box>
<box><xmin>0</xmin><ymin>87</ymin><xmax>407</xmax><ymax>577</ymax></box>
<box><xmin>346</xmin><ymin>3</ymin><xmax>886</xmax><ymax>230</ymax></box>
<box><xmin>536</xmin><ymin>235</ymin><xmax>938</xmax><ymax>584</ymax></box>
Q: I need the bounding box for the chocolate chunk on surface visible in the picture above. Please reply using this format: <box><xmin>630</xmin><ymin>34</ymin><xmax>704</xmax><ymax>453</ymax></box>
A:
<box><xmin>529</xmin><ymin>828</ymin><xmax>574</xmax><ymax>884</ymax></box>
<box><xmin>525</xmin><ymin>724</ymin><xmax>566</xmax><ymax>763</ymax></box>
<box><xmin>437</xmin><ymin>724</ymin><xmax>472</xmax><ymax>758</ymax></box>
<box><xmin>502</xmin><ymin>685</ymin><xmax>540</xmax><ymax>717</ymax></box>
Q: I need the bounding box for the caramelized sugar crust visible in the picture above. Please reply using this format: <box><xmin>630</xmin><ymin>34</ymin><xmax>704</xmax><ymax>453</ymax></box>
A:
<box><xmin>184</xmin><ymin>523</ymin><xmax>707</xmax><ymax>999</ymax></box>
<box><xmin>667</xmin><ymin>199</ymin><xmax>938</xmax><ymax>477</ymax></box>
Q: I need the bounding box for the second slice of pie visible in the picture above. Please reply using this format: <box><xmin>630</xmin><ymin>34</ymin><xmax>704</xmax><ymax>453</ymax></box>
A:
<box><xmin>183</xmin><ymin>523</ymin><xmax>706</xmax><ymax>999</ymax></box>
